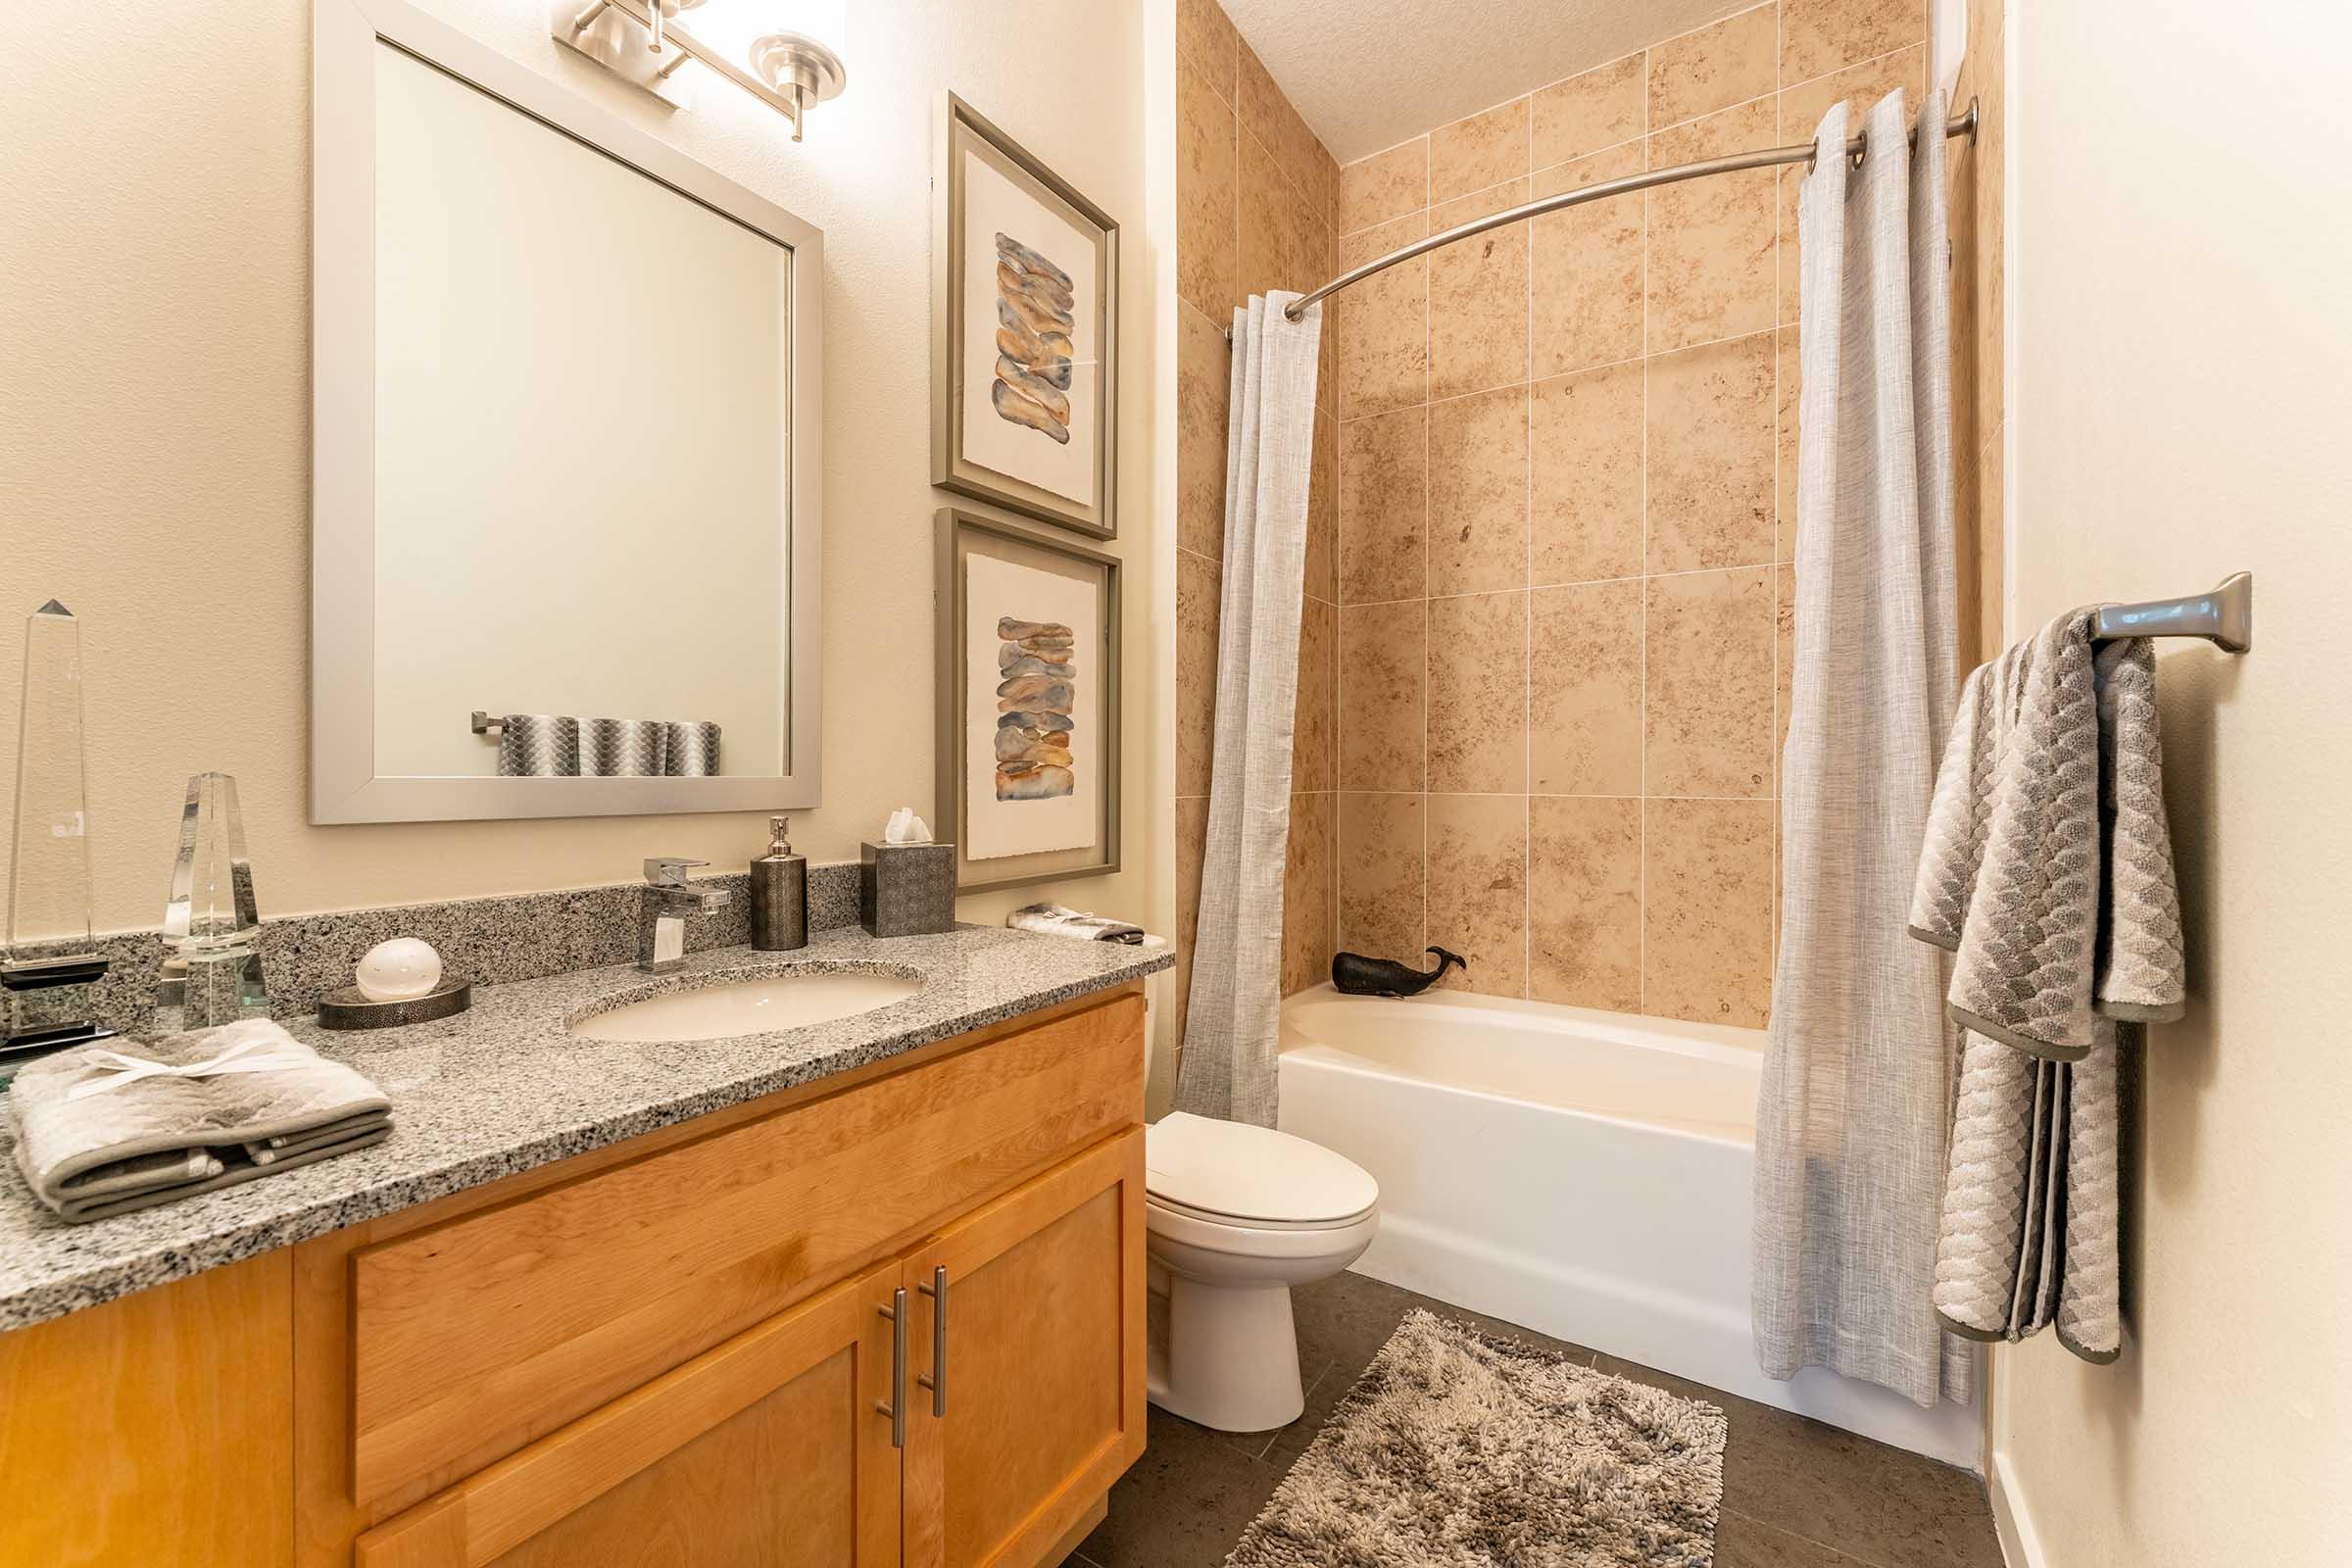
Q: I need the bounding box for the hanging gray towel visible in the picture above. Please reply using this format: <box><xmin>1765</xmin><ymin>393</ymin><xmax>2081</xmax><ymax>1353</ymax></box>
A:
<box><xmin>1917</xmin><ymin>611</ymin><xmax>2183</xmax><ymax>1363</ymax></box>
<box><xmin>8</xmin><ymin>1018</ymin><xmax>393</xmax><ymax>1223</ymax></box>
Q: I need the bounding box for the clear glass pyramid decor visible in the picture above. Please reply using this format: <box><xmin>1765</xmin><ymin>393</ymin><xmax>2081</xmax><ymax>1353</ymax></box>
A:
<box><xmin>2</xmin><ymin>601</ymin><xmax>114</xmax><ymax>1076</ymax></box>
<box><xmin>156</xmin><ymin>771</ymin><xmax>270</xmax><ymax>1033</ymax></box>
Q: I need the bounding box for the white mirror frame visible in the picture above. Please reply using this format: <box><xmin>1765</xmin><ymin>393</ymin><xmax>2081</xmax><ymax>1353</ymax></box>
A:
<box><xmin>311</xmin><ymin>0</ymin><xmax>823</xmax><ymax>824</ymax></box>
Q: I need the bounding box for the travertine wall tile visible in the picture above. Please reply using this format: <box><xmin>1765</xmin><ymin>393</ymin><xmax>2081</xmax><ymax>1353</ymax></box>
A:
<box><xmin>1533</xmin><ymin>54</ymin><xmax>1645</xmax><ymax>169</ymax></box>
<box><xmin>1341</xmin><ymin>136</ymin><xmax>1428</xmax><ymax>234</ymax></box>
<box><xmin>1647</xmin><ymin>98</ymin><xmax>1779</xmax><ymax>351</ymax></box>
<box><xmin>1304</xmin><ymin>0</ymin><xmax>1947</xmax><ymax>1022</ymax></box>
<box><xmin>1427</xmin><ymin>385</ymin><xmax>1529</xmax><ymax>596</ymax></box>
<box><xmin>1532</xmin><ymin>360</ymin><xmax>1643</xmax><ymax>583</ymax></box>
<box><xmin>1647</xmin><ymin>330</ymin><xmax>1777</xmax><ymax>572</ymax></box>
<box><xmin>1281</xmin><ymin>790</ymin><xmax>1337</xmax><ymax>995</ymax></box>
<box><xmin>1643</xmin><ymin>798</ymin><xmax>1775</xmax><ymax>1026</ymax></box>
<box><xmin>1427</xmin><ymin>590</ymin><xmax>1528</xmax><ymax>794</ymax></box>
<box><xmin>1340</xmin><ymin>599</ymin><xmax>1428</xmax><ymax>790</ymax></box>
<box><xmin>1649</xmin><ymin>5</ymin><xmax>1778</xmax><ymax>130</ymax></box>
<box><xmin>1176</xmin><ymin>548</ymin><xmax>1222</xmax><ymax>799</ymax></box>
<box><xmin>1782</xmin><ymin>0</ymin><xmax>1927</xmax><ymax>87</ymax></box>
<box><xmin>1431</xmin><ymin>97</ymin><xmax>1531</xmax><ymax>204</ymax></box>
<box><xmin>1644</xmin><ymin>566</ymin><xmax>1776</xmax><ymax>799</ymax></box>
<box><xmin>1531</xmin><ymin>142</ymin><xmax>1645</xmax><ymax>376</ymax></box>
<box><xmin>1531</xmin><ymin>580</ymin><xmax>1643</xmax><ymax>796</ymax></box>
<box><xmin>1339</xmin><ymin>405</ymin><xmax>1427</xmax><ymax>604</ymax></box>
<box><xmin>1429</xmin><ymin>179</ymin><xmax>1532</xmax><ymax>399</ymax></box>
<box><xmin>1337</xmin><ymin>211</ymin><xmax>1431</xmax><ymax>416</ymax></box>
<box><xmin>1426</xmin><ymin>794</ymin><xmax>1528</xmax><ymax>994</ymax></box>
<box><xmin>1338</xmin><ymin>791</ymin><xmax>1424</xmax><ymax>962</ymax></box>
<box><xmin>1530</xmin><ymin>796</ymin><xmax>1643</xmax><ymax>1010</ymax></box>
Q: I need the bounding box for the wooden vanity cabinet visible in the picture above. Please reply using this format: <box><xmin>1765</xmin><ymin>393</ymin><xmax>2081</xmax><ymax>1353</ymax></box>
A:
<box><xmin>353</xmin><ymin>1128</ymin><xmax>1147</xmax><ymax>1568</ymax></box>
<box><xmin>902</xmin><ymin>1132</ymin><xmax>1147</xmax><ymax>1568</ymax></box>
<box><xmin>352</xmin><ymin>1255</ymin><xmax>908</xmax><ymax>1567</ymax></box>
<box><xmin>0</xmin><ymin>983</ymin><xmax>1146</xmax><ymax>1568</ymax></box>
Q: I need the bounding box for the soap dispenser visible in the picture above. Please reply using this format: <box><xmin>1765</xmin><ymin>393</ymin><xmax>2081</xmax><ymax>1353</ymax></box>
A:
<box><xmin>751</xmin><ymin>815</ymin><xmax>808</xmax><ymax>952</ymax></box>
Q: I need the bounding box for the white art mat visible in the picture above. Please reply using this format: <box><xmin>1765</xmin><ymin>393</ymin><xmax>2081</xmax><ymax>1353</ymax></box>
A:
<box><xmin>958</xmin><ymin>139</ymin><xmax>1098</xmax><ymax>509</ymax></box>
<box><xmin>963</xmin><ymin>550</ymin><xmax>1101</xmax><ymax>860</ymax></box>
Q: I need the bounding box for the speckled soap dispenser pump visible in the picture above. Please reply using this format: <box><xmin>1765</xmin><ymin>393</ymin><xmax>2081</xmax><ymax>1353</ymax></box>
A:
<box><xmin>750</xmin><ymin>815</ymin><xmax>808</xmax><ymax>952</ymax></box>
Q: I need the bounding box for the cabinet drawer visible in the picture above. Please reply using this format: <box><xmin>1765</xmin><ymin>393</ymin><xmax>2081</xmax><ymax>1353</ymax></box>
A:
<box><xmin>348</xmin><ymin>990</ymin><xmax>1143</xmax><ymax>1506</ymax></box>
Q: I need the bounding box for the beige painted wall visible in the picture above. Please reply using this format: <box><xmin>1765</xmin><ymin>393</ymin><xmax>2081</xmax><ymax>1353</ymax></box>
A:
<box><xmin>0</xmin><ymin>0</ymin><xmax>1162</xmax><ymax>935</ymax></box>
<box><xmin>1993</xmin><ymin>4</ymin><xmax>2352</xmax><ymax>1564</ymax></box>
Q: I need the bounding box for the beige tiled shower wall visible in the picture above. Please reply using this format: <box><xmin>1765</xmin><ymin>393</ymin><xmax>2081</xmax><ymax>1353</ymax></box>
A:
<box><xmin>1329</xmin><ymin>0</ymin><xmax>1955</xmax><ymax>1028</ymax></box>
<box><xmin>1171</xmin><ymin>0</ymin><xmax>1343</xmax><ymax>1055</ymax></box>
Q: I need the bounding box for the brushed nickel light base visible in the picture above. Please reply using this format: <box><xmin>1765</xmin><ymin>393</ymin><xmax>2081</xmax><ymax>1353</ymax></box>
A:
<box><xmin>552</xmin><ymin>1</ymin><xmax>846</xmax><ymax>140</ymax></box>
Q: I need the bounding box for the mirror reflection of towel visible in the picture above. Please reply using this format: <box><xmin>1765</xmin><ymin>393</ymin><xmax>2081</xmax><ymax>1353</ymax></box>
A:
<box><xmin>495</xmin><ymin>714</ymin><xmax>719</xmax><ymax>777</ymax></box>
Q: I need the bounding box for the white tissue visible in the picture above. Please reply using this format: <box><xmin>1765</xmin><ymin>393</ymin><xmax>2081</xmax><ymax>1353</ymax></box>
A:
<box><xmin>884</xmin><ymin>807</ymin><xmax>933</xmax><ymax>845</ymax></box>
<box><xmin>356</xmin><ymin>937</ymin><xmax>443</xmax><ymax>1002</ymax></box>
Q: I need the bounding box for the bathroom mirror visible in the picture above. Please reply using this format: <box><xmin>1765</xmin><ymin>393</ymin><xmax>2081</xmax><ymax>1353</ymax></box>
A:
<box><xmin>311</xmin><ymin>0</ymin><xmax>822</xmax><ymax>823</ymax></box>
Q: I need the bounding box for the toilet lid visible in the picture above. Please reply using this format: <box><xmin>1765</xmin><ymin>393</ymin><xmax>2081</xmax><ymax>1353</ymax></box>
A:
<box><xmin>1145</xmin><ymin>1112</ymin><xmax>1379</xmax><ymax>1227</ymax></box>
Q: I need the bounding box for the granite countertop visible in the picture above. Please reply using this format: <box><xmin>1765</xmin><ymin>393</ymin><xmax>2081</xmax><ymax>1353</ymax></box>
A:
<box><xmin>0</xmin><ymin>923</ymin><xmax>1169</xmax><ymax>1333</ymax></box>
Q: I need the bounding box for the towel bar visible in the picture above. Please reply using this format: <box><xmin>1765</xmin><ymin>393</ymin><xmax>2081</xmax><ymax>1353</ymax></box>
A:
<box><xmin>2092</xmin><ymin>572</ymin><xmax>2252</xmax><ymax>654</ymax></box>
<box><xmin>470</xmin><ymin>710</ymin><xmax>504</xmax><ymax>735</ymax></box>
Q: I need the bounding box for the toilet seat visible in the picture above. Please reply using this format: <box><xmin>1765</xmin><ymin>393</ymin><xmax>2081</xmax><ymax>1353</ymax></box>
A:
<box><xmin>1145</xmin><ymin>1111</ymin><xmax>1379</xmax><ymax>1229</ymax></box>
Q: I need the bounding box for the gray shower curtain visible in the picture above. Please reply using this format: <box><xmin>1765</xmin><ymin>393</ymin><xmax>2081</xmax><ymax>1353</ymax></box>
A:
<box><xmin>1752</xmin><ymin>92</ymin><xmax>1971</xmax><ymax>1407</ymax></box>
<box><xmin>1175</xmin><ymin>292</ymin><xmax>1323</xmax><ymax>1127</ymax></box>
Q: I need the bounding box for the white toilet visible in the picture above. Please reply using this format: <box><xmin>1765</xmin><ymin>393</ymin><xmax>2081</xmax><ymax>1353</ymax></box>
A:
<box><xmin>1143</xmin><ymin>1110</ymin><xmax>1380</xmax><ymax>1432</ymax></box>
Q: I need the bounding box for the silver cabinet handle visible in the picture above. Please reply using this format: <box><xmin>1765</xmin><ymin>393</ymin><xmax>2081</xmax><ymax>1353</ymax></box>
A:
<box><xmin>916</xmin><ymin>1266</ymin><xmax>948</xmax><ymax>1416</ymax></box>
<box><xmin>876</xmin><ymin>1287</ymin><xmax>907</xmax><ymax>1448</ymax></box>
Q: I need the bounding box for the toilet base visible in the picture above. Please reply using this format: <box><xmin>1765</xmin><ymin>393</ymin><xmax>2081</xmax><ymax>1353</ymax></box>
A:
<box><xmin>1146</xmin><ymin>1271</ymin><xmax>1305</xmax><ymax>1433</ymax></box>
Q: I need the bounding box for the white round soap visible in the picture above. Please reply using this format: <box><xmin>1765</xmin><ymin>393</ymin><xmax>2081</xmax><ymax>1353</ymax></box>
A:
<box><xmin>356</xmin><ymin>938</ymin><xmax>443</xmax><ymax>1003</ymax></box>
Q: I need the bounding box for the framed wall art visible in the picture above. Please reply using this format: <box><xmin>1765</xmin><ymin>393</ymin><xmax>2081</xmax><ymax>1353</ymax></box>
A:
<box><xmin>935</xmin><ymin>508</ymin><xmax>1121</xmax><ymax>894</ymax></box>
<box><xmin>932</xmin><ymin>92</ymin><xmax>1119</xmax><ymax>539</ymax></box>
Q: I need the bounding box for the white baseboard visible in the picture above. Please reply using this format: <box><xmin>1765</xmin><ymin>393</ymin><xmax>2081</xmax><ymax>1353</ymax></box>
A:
<box><xmin>1988</xmin><ymin>1446</ymin><xmax>2049</xmax><ymax>1568</ymax></box>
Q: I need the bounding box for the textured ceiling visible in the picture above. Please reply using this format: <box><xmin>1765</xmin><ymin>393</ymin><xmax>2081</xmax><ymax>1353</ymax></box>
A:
<box><xmin>1221</xmin><ymin>0</ymin><xmax>1758</xmax><ymax>164</ymax></box>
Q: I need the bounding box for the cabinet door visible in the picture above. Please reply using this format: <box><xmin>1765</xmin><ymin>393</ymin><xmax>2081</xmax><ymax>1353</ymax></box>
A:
<box><xmin>355</xmin><ymin>1258</ymin><xmax>904</xmax><ymax>1568</ymax></box>
<box><xmin>904</xmin><ymin>1130</ymin><xmax>1148</xmax><ymax>1568</ymax></box>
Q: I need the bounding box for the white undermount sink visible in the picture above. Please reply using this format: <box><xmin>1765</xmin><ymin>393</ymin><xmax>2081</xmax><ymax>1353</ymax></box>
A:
<box><xmin>570</xmin><ymin>970</ymin><xmax>921</xmax><ymax>1043</ymax></box>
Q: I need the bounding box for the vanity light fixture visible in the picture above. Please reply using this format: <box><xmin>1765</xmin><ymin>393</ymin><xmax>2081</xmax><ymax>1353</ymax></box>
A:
<box><xmin>553</xmin><ymin>0</ymin><xmax>847</xmax><ymax>142</ymax></box>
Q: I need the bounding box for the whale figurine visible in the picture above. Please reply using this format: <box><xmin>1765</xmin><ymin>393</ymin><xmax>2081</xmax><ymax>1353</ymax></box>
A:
<box><xmin>1330</xmin><ymin>947</ymin><xmax>1467</xmax><ymax>997</ymax></box>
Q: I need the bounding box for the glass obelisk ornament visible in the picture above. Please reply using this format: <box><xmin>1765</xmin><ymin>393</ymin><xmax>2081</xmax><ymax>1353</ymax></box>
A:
<box><xmin>2</xmin><ymin>601</ymin><xmax>115</xmax><ymax>1075</ymax></box>
<box><xmin>156</xmin><ymin>772</ymin><xmax>270</xmax><ymax>1032</ymax></box>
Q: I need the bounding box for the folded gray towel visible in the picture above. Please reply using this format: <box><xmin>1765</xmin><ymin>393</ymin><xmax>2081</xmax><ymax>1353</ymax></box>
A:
<box><xmin>1918</xmin><ymin>611</ymin><xmax>2181</xmax><ymax>1364</ymax></box>
<box><xmin>8</xmin><ymin>1018</ymin><xmax>392</xmax><ymax>1224</ymax></box>
<box><xmin>1006</xmin><ymin>903</ymin><xmax>1145</xmax><ymax>944</ymax></box>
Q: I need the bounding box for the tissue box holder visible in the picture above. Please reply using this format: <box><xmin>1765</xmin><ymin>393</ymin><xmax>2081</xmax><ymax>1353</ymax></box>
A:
<box><xmin>860</xmin><ymin>842</ymin><xmax>956</xmax><ymax>937</ymax></box>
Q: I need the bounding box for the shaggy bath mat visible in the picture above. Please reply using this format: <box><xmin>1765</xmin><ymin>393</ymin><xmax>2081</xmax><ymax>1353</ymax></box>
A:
<box><xmin>1225</xmin><ymin>1309</ymin><xmax>1728</xmax><ymax>1568</ymax></box>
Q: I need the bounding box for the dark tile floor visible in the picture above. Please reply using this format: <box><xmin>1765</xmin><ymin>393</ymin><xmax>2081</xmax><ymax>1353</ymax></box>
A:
<box><xmin>1077</xmin><ymin>1270</ymin><xmax>2003</xmax><ymax>1568</ymax></box>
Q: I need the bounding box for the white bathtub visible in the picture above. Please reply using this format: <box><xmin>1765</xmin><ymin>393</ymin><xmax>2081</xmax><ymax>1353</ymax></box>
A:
<box><xmin>1277</xmin><ymin>985</ymin><xmax>1981</xmax><ymax>1467</ymax></box>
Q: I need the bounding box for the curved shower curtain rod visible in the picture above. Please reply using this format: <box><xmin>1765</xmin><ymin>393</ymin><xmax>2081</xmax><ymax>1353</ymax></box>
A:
<box><xmin>1227</xmin><ymin>96</ymin><xmax>1979</xmax><ymax>337</ymax></box>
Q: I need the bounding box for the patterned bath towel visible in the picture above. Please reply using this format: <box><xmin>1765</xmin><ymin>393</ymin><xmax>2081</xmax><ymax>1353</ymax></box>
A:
<box><xmin>1917</xmin><ymin>612</ymin><xmax>2182</xmax><ymax>1362</ymax></box>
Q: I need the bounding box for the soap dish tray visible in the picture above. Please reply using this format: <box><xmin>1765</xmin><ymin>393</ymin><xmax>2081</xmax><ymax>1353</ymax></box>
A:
<box><xmin>317</xmin><ymin>981</ymin><xmax>472</xmax><ymax>1031</ymax></box>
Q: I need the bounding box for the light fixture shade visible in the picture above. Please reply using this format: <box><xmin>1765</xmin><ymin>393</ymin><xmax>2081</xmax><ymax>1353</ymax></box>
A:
<box><xmin>775</xmin><ymin>0</ymin><xmax>844</xmax><ymax>60</ymax></box>
<box><xmin>680</xmin><ymin>0</ymin><xmax>844</xmax><ymax>65</ymax></box>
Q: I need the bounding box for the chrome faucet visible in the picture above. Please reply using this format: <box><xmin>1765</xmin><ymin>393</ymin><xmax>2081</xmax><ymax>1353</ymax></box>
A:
<box><xmin>639</xmin><ymin>858</ymin><xmax>731</xmax><ymax>974</ymax></box>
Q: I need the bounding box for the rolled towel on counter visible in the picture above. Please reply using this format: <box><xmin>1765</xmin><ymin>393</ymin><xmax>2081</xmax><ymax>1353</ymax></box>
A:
<box><xmin>9</xmin><ymin>1018</ymin><xmax>392</xmax><ymax>1223</ymax></box>
<box><xmin>1006</xmin><ymin>903</ymin><xmax>1144</xmax><ymax>944</ymax></box>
